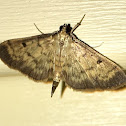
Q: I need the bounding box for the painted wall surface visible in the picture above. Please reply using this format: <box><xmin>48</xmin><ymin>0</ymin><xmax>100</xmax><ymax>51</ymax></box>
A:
<box><xmin>0</xmin><ymin>0</ymin><xmax>126</xmax><ymax>126</ymax></box>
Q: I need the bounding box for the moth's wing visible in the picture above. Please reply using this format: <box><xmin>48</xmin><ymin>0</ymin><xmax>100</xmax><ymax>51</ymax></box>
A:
<box><xmin>0</xmin><ymin>33</ymin><xmax>55</xmax><ymax>81</ymax></box>
<box><xmin>61</xmin><ymin>35</ymin><xmax>126</xmax><ymax>90</ymax></box>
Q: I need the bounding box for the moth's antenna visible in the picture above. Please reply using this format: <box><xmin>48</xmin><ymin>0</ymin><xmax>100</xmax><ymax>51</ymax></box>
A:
<box><xmin>34</xmin><ymin>23</ymin><xmax>44</xmax><ymax>34</ymax></box>
<box><xmin>71</xmin><ymin>14</ymin><xmax>86</xmax><ymax>33</ymax></box>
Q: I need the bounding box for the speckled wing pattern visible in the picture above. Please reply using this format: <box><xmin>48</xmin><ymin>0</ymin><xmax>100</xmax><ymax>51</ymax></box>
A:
<box><xmin>0</xmin><ymin>15</ymin><xmax>126</xmax><ymax>97</ymax></box>
<box><xmin>0</xmin><ymin>33</ymin><xmax>55</xmax><ymax>81</ymax></box>
<box><xmin>62</xmin><ymin>34</ymin><xmax>126</xmax><ymax>90</ymax></box>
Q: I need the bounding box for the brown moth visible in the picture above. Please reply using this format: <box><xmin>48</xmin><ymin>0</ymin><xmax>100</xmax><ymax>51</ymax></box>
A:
<box><xmin>0</xmin><ymin>15</ymin><xmax>126</xmax><ymax>97</ymax></box>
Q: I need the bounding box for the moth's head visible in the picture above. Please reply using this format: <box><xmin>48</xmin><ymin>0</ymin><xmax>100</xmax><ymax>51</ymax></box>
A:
<box><xmin>59</xmin><ymin>24</ymin><xmax>72</xmax><ymax>34</ymax></box>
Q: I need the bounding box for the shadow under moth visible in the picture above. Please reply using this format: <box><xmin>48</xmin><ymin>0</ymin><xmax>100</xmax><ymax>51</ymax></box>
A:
<box><xmin>0</xmin><ymin>15</ymin><xmax>126</xmax><ymax>97</ymax></box>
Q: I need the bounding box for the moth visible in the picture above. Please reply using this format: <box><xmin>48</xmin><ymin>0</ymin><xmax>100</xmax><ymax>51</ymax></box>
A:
<box><xmin>0</xmin><ymin>15</ymin><xmax>126</xmax><ymax>97</ymax></box>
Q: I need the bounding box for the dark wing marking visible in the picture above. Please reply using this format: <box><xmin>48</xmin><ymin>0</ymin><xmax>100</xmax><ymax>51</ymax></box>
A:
<box><xmin>0</xmin><ymin>33</ymin><xmax>55</xmax><ymax>81</ymax></box>
<box><xmin>61</xmin><ymin>53</ymin><xmax>94</xmax><ymax>90</ymax></box>
<box><xmin>61</xmin><ymin>35</ymin><xmax>126</xmax><ymax>90</ymax></box>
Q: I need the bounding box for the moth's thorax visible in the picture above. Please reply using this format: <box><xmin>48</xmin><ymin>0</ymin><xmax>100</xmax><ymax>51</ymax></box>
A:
<box><xmin>58</xmin><ymin>32</ymin><xmax>72</xmax><ymax>50</ymax></box>
<box><xmin>53</xmin><ymin>24</ymin><xmax>73</xmax><ymax>77</ymax></box>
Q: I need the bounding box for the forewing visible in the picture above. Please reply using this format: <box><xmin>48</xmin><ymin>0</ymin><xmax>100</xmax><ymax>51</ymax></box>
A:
<box><xmin>61</xmin><ymin>52</ymin><xmax>94</xmax><ymax>90</ymax></box>
<box><xmin>62</xmin><ymin>36</ymin><xmax>126</xmax><ymax>90</ymax></box>
<box><xmin>0</xmin><ymin>34</ymin><xmax>55</xmax><ymax>81</ymax></box>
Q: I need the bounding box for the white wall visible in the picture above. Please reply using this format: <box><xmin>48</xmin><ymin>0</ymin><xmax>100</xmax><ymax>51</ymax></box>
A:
<box><xmin>0</xmin><ymin>0</ymin><xmax>126</xmax><ymax>126</ymax></box>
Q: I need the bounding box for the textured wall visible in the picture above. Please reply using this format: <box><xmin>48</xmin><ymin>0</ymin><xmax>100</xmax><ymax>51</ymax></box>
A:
<box><xmin>0</xmin><ymin>0</ymin><xmax>126</xmax><ymax>126</ymax></box>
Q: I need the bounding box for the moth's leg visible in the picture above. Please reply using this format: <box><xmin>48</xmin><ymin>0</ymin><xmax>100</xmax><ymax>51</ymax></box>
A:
<box><xmin>60</xmin><ymin>81</ymin><xmax>66</xmax><ymax>98</ymax></box>
<box><xmin>92</xmin><ymin>42</ymin><xmax>104</xmax><ymax>48</ymax></box>
<box><xmin>71</xmin><ymin>14</ymin><xmax>86</xmax><ymax>33</ymax></box>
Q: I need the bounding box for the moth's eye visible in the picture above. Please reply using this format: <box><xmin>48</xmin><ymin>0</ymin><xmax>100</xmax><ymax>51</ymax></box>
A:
<box><xmin>66</xmin><ymin>24</ymin><xmax>72</xmax><ymax>34</ymax></box>
<box><xmin>59</xmin><ymin>26</ymin><xmax>63</xmax><ymax>31</ymax></box>
<box><xmin>68</xmin><ymin>24</ymin><xmax>70</xmax><ymax>27</ymax></box>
